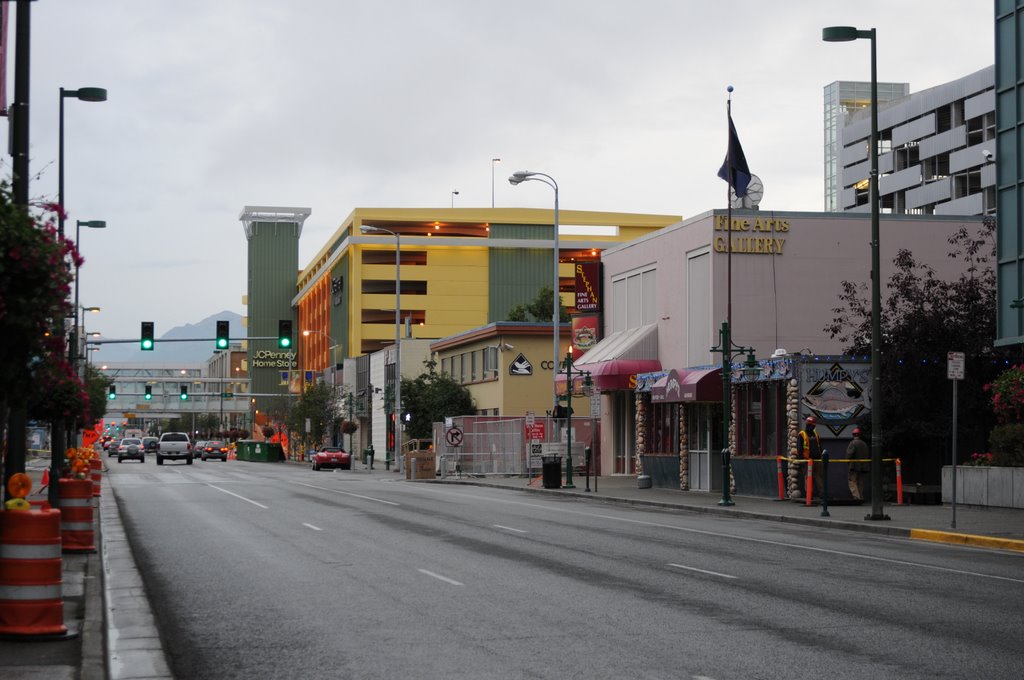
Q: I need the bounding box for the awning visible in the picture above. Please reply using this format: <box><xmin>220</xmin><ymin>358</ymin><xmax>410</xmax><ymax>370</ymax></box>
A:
<box><xmin>571</xmin><ymin>324</ymin><xmax>661</xmax><ymax>391</ymax></box>
<box><xmin>650</xmin><ymin>367</ymin><xmax>722</xmax><ymax>403</ymax></box>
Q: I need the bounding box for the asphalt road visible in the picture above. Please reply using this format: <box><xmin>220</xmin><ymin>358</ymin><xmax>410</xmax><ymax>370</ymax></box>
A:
<box><xmin>107</xmin><ymin>458</ymin><xmax>1024</xmax><ymax>680</ymax></box>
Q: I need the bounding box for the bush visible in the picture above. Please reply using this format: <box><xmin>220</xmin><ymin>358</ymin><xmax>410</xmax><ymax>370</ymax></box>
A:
<box><xmin>987</xmin><ymin>423</ymin><xmax>1024</xmax><ymax>467</ymax></box>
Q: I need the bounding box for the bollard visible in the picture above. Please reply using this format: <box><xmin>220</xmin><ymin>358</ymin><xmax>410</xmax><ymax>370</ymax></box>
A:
<box><xmin>820</xmin><ymin>451</ymin><xmax>830</xmax><ymax>517</ymax></box>
<box><xmin>776</xmin><ymin>457</ymin><xmax>785</xmax><ymax>500</ymax></box>
<box><xmin>895</xmin><ymin>458</ymin><xmax>904</xmax><ymax>505</ymax></box>
<box><xmin>805</xmin><ymin>458</ymin><xmax>814</xmax><ymax>506</ymax></box>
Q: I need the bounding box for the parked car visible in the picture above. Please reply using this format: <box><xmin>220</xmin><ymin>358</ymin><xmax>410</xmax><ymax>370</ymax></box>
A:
<box><xmin>201</xmin><ymin>440</ymin><xmax>229</xmax><ymax>461</ymax></box>
<box><xmin>142</xmin><ymin>437</ymin><xmax>159</xmax><ymax>453</ymax></box>
<box><xmin>311</xmin><ymin>446</ymin><xmax>351</xmax><ymax>471</ymax></box>
<box><xmin>117</xmin><ymin>438</ymin><xmax>145</xmax><ymax>464</ymax></box>
<box><xmin>106</xmin><ymin>439</ymin><xmax>122</xmax><ymax>457</ymax></box>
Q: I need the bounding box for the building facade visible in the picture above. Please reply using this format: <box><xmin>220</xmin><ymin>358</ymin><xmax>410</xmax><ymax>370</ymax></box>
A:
<box><xmin>996</xmin><ymin>0</ymin><xmax>1024</xmax><ymax>346</ymax></box>
<box><xmin>825</xmin><ymin>79</ymin><xmax>910</xmax><ymax>211</ymax></box>
<box><xmin>837</xmin><ymin>67</ymin><xmax>995</xmax><ymax>216</ymax></box>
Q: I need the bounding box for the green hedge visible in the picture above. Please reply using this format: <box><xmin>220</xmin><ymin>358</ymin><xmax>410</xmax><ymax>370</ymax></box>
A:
<box><xmin>988</xmin><ymin>424</ymin><xmax>1024</xmax><ymax>467</ymax></box>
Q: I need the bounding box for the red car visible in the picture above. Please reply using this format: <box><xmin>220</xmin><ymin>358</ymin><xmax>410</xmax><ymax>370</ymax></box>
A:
<box><xmin>311</xmin><ymin>446</ymin><xmax>350</xmax><ymax>471</ymax></box>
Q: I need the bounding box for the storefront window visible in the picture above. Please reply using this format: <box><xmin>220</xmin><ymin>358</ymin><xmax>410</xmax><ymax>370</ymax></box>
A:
<box><xmin>649</xmin><ymin>403</ymin><xmax>679</xmax><ymax>454</ymax></box>
<box><xmin>736</xmin><ymin>381</ymin><xmax>785</xmax><ymax>456</ymax></box>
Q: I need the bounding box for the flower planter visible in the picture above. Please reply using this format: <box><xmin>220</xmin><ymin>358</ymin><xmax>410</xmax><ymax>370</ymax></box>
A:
<box><xmin>941</xmin><ymin>465</ymin><xmax>1024</xmax><ymax>509</ymax></box>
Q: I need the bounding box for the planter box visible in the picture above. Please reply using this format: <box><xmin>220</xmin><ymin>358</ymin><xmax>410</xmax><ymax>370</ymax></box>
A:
<box><xmin>941</xmin><ymin>466</ymin><xmax>1024</xmax><ymax>509</ymax></box>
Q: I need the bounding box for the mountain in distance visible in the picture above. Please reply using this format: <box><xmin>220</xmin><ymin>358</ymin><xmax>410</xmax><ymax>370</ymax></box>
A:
<box><xmin>94</xmin><ymin>311</ymin><xmax>245</xmax><ymax>364</ymax></box>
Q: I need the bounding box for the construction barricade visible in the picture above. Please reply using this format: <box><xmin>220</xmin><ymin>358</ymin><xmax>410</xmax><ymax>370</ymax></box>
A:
<box><xmin>58</xmin><ymin>478</ymin><xmax>96</xmax><ymax>553</ymax></box>
<box><xmin>90</xmin><ymin>458</ymin><xmax>102</xmax><ymax>497</ymax></box>
<box><xmin>778</xmin><ymin>456</ymin><xmax>903</xmax><ymax>505</ymax></box>
<box><xmin>0</xmin><ymin>508</ymin><xmax>67</xmax><ymax>637</ymax></box>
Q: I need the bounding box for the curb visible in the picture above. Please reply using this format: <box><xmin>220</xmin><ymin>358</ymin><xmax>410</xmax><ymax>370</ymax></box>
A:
<box><xmin>909</xmin><ymin>529</ymin><xmax>1024</xmax><ymax>552</ymax></box>
<box><xmin>423</xmin><ymin>478</ymin><xmax>1024</xmax><ymax>550</ymax></box>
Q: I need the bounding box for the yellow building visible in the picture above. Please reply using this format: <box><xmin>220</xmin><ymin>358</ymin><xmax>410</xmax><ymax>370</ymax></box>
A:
<box><xmin>293</xmin><ymin>207</ymin><xmax>680</xmax><ymax>377</ymax></box>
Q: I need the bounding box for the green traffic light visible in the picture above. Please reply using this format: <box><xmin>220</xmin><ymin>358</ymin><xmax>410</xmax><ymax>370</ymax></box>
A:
<box><xmin>141</xmin><ymin>339</ymin><xmax>153</xmax><ymax>350</ymax></box>
<box><xmin>217</xmin><ymin>338</ymin><xmax>228</xmax><ymax>349</ymax></box>
<box><xmin>180</xmin><ymin>393</ymin><xmax>188</xmax><ymax>401</ymax></box>
<box><xmin>279</xmin><ymin>337</ymin><xmax>291</xmax><ymax>348</ymax></box>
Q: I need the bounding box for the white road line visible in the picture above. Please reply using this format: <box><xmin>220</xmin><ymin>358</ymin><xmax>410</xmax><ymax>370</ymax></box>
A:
<box><xmin>402</xmin><ymin>485</ymin><xmax>1024</xmax><ymax>584</ymax></box>
<box><xmin>417</xmin><ymin>569</ymin><xmax>463</xmax><ymax>586</ymax></box>
<box><xmin>294</xmin><ymin>481</ymin><xmax>400</xmax><ymax>506</ymax></box>
<box><xmin>206</xmin><ymin>484</ymin><xmax>268</xmax><ymax>509</ymax></box>
<box><xmin>493</xmin><ymin>524</ymin><xmax>527</xmax><ymax>534</ymax></box>
<box><xmin>302</xmin><ymin>523</ymin><xmax>323</xmax><ymax>531</ymax></box>
<box><xmin>668</xmin><ymin>563</ymin><xmax>737</xmax><ymax>579</ymax></box>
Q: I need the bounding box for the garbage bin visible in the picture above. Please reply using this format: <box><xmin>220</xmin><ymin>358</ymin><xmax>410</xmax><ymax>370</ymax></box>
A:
<box><xmin>541</xmin><ymin>455</ymin><xmax>562</xmax><ymax>489</ymax></box>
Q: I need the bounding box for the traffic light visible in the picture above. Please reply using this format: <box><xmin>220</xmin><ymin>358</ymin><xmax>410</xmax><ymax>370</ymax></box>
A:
<box><xmin>179</xmin><ymin>385</ymin><xmax>189</xmax><ymax>401</ymax></box>
<box><xmin>108</xmin><ymin>385</ymin><xmax>116</xmax><ymax>400</ymax></box>
<box><xmin>278</xmin><ymin>319</ymin><xmax>293</xmax><ymax>349</ymax></box>
<box><xmin>144</xmin><ymin>385</ymin><xmax>152</xmax><ymax>400</ymax></box>
<box><xmin>216</xmin><ymin>320</ymin><xmax>229</xmax><ymax>350</ymax></box>
<box><xmin>141</xmin><ymin>321</ymin><xmax>155</xmax><ymax>351</ymax></box>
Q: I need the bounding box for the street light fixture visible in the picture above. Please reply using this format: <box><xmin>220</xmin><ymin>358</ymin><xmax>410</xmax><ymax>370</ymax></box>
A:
<box><xmin>508</xmin><ymin>170</ymin><xmax>561</xmax><ymax>420</ymax></box>
<box><xmin>823</xmin><ymin>25</ymin><xmax>887</xmax><ymax>521</ymax></box>
<box><xmin>361</xmin><ymin>224</ymin><xmax>402</xmax><ymax>472</ymax></box>
<box><xmin>451</xmin><ymin>189</ymin><xmax>459</xmax><ymax>208</ymax></box>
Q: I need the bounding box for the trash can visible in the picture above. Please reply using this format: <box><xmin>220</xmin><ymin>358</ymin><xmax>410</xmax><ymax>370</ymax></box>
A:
<box><xmin>363</xmin><ymin>445</ymin><xmax>375</xmax><ymax>468</ymax></box>
<box><xmin>541</xmin><ymin>455</ymin><xmax>562</xmax><ymax>489</ymax></box>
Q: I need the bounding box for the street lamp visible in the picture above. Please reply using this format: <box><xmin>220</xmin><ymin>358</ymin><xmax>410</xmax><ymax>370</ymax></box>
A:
<box><xmin>710</xmin><ymin>330</ymin><xmax>759</xmax><ymax>506</ymax></box>
<box><xmin>560</xmin><ymin>351</ymin><xmax>592</xmax><ymax>490</ymax></box>
<box><xmin>491</xmin><ymin>158</ymin><xmax>501</xmax><ymax>207</ymax></box>
<box><xmin>73</xmin><ymin>220</ymin><xmax>106</xmax><ymax>370</ymax></box>
<box><xmin>823</xmin><ymin>25</ymin><xmax>888</xmax><ymax>521</ymax></box>
<box><xmin>361</xmin><ymin>225</ymin><xmax>402</xmax><ymax>472</ymax></box>
<box><xmin>451</xmin><ymin>189</ymin><xmax>459</xmax><ymax>208</ymax></box>
<box><xmin>508</xmin><ymin>170</ymin><xmax>561</xmax><ymax>418</ymax></box>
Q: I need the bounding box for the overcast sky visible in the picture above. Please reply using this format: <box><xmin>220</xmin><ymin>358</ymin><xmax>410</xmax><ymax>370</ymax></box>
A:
<box><xmin>7</xmin><ymin>1</ymin><xmax>995</xmax><ymax>343</ymax></box>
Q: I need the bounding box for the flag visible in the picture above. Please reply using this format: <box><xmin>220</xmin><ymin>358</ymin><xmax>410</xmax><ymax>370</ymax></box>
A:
<box><xmin>717</xmin><ymin>114</ymin><xmax>751</xmax><ymax>197</ymax></box>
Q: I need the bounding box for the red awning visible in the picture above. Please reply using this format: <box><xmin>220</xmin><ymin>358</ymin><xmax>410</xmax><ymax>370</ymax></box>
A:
<box><xmin>650</xmin><ymin>367</ymin><xmax>722</xmax><ymax>403</ymax></box>
<box><xmin>557</xmin><ymin>358</ymin><xmax>662</xmax><ymax>391</ymax></box>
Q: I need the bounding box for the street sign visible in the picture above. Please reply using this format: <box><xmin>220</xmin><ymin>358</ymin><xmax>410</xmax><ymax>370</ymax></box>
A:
<box><xmin>221</xmin><ymin>392</ymin><xmax>234</xmax><ymax>398</ymax></box>
<box><xmin>526</xmin><ymin>421</ymin><xmax>545</xmax><ymax>443</ymax></box>
<box><xmin>445</xmin><ymin>426</ymin><xmax>464</xmax><ymax>447</ymax></box>
<box><xmin>947</xmin><ymin>351</ymin><xmax>965</xmax><ymax>380</ymax></box>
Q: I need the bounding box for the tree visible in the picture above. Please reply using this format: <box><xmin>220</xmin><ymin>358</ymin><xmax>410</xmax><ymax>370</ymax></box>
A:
<box><xmin>506</xmin><ymin>285</ymin><xmax>570</xmax><ymax>323</ymax></box>
<box><xmin>824</xmin><ymin>219</ymin><xmax>1011</xmax><ymax>482</ymax></box>
<box><xmin>286</xmin><ymin>382</ymin><xmax>342</xmax><ymax>449</ymax></box>
<box><xmin>401</xmin><ymin>359</ymin><xmax>475</xmax><ymax>439</ymax></box>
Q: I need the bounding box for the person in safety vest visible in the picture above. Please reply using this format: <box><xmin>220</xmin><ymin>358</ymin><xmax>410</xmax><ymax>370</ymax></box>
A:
<box><xmin>846</xmin><ymin>427</ymin><xmax>869</xmax><ymax>501</ymax></box>
<box><xmin>796</xmin><ymin>416</ymin><xmax>824</xmax><ymax>497</ymax></box>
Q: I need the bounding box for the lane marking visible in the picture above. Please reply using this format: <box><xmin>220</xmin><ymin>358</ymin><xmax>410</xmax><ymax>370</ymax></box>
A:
<box><xmin>668</xmin><ymin>563</ymin><xmax>737</xmax><ymax>579</ymax></box>
<box><xmin>294</xmin><ymin>481</ymin><xmax>400</xmax><ymax>506</ymax></box>
<box><xmin>206</xmin><ymin>484</ymin><xmax>268</xmax><ymax>509</ymax></box>
<box><xmin>400</xmin><ymin>485</ymin><xmax>1024</xmax><ymax>584</ymax></box>
<box><xmin>303</xmin><ymin>523</ymin><xmax>323</xmax><ymax>531</ymax></box>
<box><xmin>417</xmin><ymin>569</ymin><xmax>463</xmax><ymax>586</ymax></box>
<box><xmin>493</xmin><ymin>524</ymin><xmax>527</xmax><ymax>534</ymax></box>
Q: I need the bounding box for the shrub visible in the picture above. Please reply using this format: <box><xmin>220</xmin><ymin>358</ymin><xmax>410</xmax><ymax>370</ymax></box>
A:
<box><xmin>987</xmin><ymin>423</ymin><xmax>1024</xmax><ymax>467</ymax></box>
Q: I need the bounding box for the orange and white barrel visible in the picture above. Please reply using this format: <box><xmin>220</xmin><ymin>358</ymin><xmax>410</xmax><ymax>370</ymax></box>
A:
<box><xmin>90</xmin><ymin>458</ymin><xmax>102</xmax><ymax>497</ymax></box>
<box><xmin>58</xmin><ymin>479</ymin><xmax>96</xmax><ymax>553</ymax></box>
<box><xmin>0</xmin><ymin>508</ymin><xmax>66</xmax><ymax>636</ymax></box>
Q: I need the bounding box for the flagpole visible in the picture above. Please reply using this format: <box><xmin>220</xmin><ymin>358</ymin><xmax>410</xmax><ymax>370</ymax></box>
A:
<box><xmin>726</xmin><ymin>86</ymin><xmax>733</xmax><ymax>331</ymax></box>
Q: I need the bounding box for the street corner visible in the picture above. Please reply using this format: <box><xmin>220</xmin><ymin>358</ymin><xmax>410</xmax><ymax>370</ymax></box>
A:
<box><xmin>909</xmin><ymin>528</ymin><xmax>1024</xmax><ymax>553</ymax></box>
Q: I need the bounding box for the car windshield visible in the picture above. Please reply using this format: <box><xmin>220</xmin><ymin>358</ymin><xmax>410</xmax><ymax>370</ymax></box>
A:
<box><xmin>163</xmin><ymin>434</ymin><xmax>188</xmax><ymax>442</ymax></box>
<box><xmin>207</xmin><ymin>441</ymin><xmax>223</xmax><ymax>447</ymax></box>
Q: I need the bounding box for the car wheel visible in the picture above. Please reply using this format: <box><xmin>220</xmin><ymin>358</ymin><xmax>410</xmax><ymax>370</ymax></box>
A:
<box><xmin>156</xmin><ymin>456</ymin><xmax>163</xmax><ymax>466</ymax></box>
<box><xmin>118</xmin><ymin>457</ymin><xmax>123</xmax><ymax>463</ymax></box>
<box><xmin>312</xmin><ymin>461</ymin><xmax>319</xmax><ymax>471</ymax></box>
<box><xmin>186</xmin><ymin>457</ymin><xmax>193</xmax><ymax>465</ymax></box>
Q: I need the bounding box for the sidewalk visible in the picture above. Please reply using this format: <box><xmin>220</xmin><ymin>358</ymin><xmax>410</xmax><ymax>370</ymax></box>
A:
<box><xmin>422</xmin><ymin>469</ymin><xmax>1024</xmax><ymax>551</ymax></box>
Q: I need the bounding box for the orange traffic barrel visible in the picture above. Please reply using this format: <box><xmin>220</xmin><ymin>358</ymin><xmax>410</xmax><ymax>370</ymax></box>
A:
<box><xmin>0</xmin><ymin>508</ymin><xmax>67</xmax><ymax>636</ymax></box>
<box><xmin>58</xmin><ymin>478</ymin><xmax>96</xmax><ymax>553</ymax></box>
<box><xmin>90</xmin><ymin>458</ymin><xmax>102</xmax><ymax>497</ymax></box>
<box><xmin>28</xmin><ymin>499</ymin><xmax>52</xmax><ymax>511</ymax></box>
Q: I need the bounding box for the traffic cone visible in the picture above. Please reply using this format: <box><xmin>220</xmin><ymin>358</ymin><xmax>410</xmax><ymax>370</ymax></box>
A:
<box><xmin>38</xmin><ymin>469</ymin><xmax>50</xmax><ymax>493</ymax></box>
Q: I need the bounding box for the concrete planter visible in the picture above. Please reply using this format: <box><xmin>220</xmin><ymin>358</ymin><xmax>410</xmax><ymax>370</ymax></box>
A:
<box><xmin>941</xmin><ymin>466</ymin><xmax>1024</xmax><ymax>509</ymax></box>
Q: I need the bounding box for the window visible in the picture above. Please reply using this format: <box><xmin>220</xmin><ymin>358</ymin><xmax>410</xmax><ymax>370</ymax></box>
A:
<box><xmin>735</xmin><ymin>381</ymin><xmax>786</xmax><ymax>457</ymax></box>
<box><xmin>649</xmin><ymin>403</ymin><xmax>679</xmax><ymax>455</ymax></box>
<box><xmin>483</xmin><ymin>347</ymin><xmax>498</xmax><ymax>376</ymax></box>
<box><xmin>611</xmin><ymin>265</ymin><xmax>657</xmax><ymax>332</ymax></box>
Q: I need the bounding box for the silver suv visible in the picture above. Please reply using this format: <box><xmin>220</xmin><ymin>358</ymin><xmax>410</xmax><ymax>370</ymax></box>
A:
<box><xmin>156</xmin><ymin>432</ymin><xmax>193</xmax><ymax>465</ymax></box>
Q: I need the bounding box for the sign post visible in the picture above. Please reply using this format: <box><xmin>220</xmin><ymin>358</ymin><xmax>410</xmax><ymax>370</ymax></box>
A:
<box><xmin>947</xmin><ymin>351</ymin><xmax>965</xmax><ymax>529</ymax></box>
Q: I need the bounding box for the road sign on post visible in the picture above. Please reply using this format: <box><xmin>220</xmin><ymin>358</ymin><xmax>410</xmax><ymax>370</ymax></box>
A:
<box><xmin>947</xmin><ymin>351</ymin><xmax>965</xmax><ymax>380</ymax></box>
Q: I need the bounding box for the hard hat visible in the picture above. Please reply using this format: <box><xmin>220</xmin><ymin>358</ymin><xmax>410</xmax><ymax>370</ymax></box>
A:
<box><xmin>852</xmin><ymin>427</ymin><xmax>862</xmax><ymax>435</ymax></box>
<box><xmin>805</xmin><ymin>416</ymin><xmax>817</xmax><ymax>425</ymax></box>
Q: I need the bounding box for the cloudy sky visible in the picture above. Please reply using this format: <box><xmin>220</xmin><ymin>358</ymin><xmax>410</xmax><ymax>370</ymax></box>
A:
<box><xmin>7</xmin><ymin>1</ymin><xmax>994</xmax><ymax>344</ymax></box>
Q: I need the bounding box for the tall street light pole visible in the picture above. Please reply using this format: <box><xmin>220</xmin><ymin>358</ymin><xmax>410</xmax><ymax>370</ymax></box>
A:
<box><xmin>823</xmin><ymin>26</ymin><xmax>888</xmax><ymax>521</ymax></box>
<box><xmin>52</xmin><ymin>85</ymin><xmax>106</xmax><ymax>509</ymax></box>
<box><xmin>73</xmin><ymin>220</ymin><xmax>106</xmax><ymax>373</ymax></box>
<box><xmin>491</xmin><ymin>158</ymin><xmax>501</xmax><ymax>207</ymax></box>
<box><xmin>361</xmin><ymin>225</ymin><xmax>402</xmax><ymax>473</ymax></box>
<box><xmin>508</xmin><ymin>170</ymin><xmax>561</xmax><ymax>419</ymax></box>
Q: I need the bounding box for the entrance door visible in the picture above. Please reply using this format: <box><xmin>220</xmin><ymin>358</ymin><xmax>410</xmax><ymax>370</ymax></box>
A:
<box><xmin>687</xmin><ymin>403</ymin><xmax>723</xmax><ymax>491</ymax></box>
<box><xmin>612</xmin><ymin>391</ymin><xmax>635</xmax><ymax>474</ymax></box>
